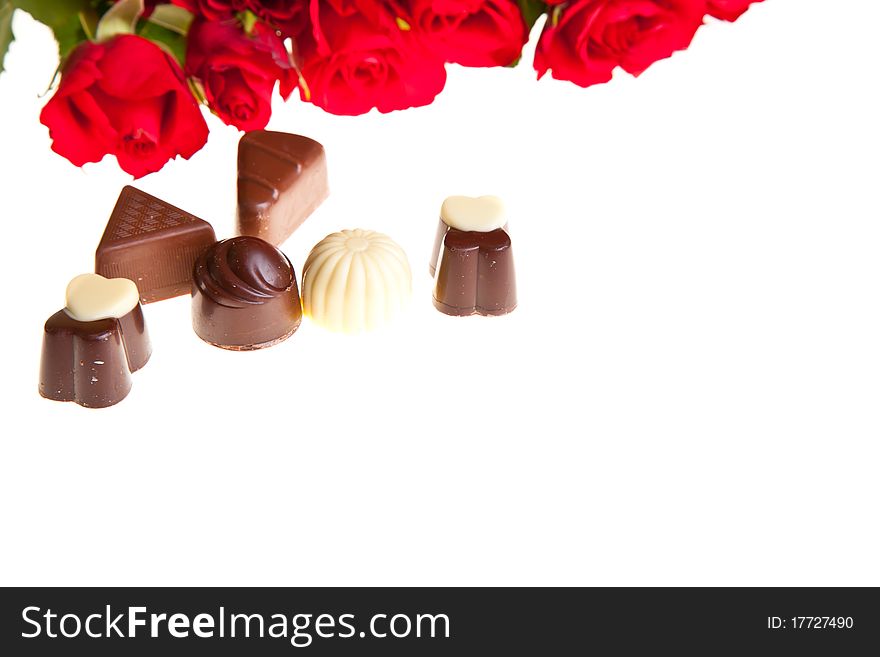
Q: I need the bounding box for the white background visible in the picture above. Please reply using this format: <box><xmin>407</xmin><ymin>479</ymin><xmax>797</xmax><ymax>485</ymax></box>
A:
<box><xmin>1</xmin><ymin>0</ymin><xmax>878</xmax><ymax>586</ymax></box>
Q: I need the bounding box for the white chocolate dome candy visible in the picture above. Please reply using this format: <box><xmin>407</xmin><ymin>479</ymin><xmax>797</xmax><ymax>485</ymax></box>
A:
<box><xmin>302</xmin><ymin>229</ymin><xmax>412</xmax><ymax>333</ymax></box>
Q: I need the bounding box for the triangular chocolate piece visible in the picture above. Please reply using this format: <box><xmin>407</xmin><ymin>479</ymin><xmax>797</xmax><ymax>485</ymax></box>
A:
<box><xmin>236</xmin><ymin>131</ymin><xmax>329</xmax><ymax>245</ymax></box>
<box><xmin>95</xmin><ymin>186</ymin><xmax>217</xmax><ymax>303</ymax></box>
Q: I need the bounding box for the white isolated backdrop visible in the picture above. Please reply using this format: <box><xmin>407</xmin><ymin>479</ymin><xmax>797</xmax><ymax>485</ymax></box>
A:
<box><xmin>1</xmin><ymin>0</ymin><xmax>878</xmax><ymax>586</ymax></box>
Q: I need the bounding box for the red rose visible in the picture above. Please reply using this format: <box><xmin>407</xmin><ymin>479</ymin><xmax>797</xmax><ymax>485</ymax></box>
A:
<box><xmin>406</xmin><ymin>0</ymin><xmax>528</xmax><ymax>67</ymax></box>
<box><xmin>706</xmin><ymin>0</ymin><xmax>763</xmax><ymax>21</ymax></box>
<box><xmin>39</xmin><ymin>35</ymin><xmax>208</xmax><ymax>178</ymax></box>
<box><xmin>298</xmin><ymin>0</ymin><xmax>447</xmax><ymax>115</ymax></box>
<box><xmin>535</xmin><ymin>0</ymin><xmax>706</xmax><ymax>88</ymax></box>
<box><xmin>186</xmin><ymin>18</ymin><xmax>296</xmax><ymax>131</ymax></box>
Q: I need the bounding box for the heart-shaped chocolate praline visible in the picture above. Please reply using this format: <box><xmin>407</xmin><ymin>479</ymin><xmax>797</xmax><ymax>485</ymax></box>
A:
<box><xmin>440</xmin><ymin>195</ymin><xmax>506</xmax><ymax>233</ymax></box>
<box><xmin>65</xmin><ymin>273</ymin><xmax>140</xmax><ymax>322</ymax></box>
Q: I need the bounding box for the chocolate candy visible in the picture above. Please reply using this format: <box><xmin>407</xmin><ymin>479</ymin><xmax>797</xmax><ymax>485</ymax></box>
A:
<box><xmin>302</xmin><ymin>229</ymin><xmax>412</xmax><ymax>333</ymax></box>
<box><xmin>236</xmin><ymin>130</ymin><xmax>329</xmax><ymax>245</ymax></box>
<box><xmin>39</xmin><ymin>274</ymin><xmax>151</xmax><ymax>408</ymax></box>
<box><xmin>192</xmin><ymin>237</ymin><xmax>302</xmax><ymax>350</ymax></box>
<box><xmin>431</xmin><ymin>196</ymin><xmax>517</xmax><ymax>316</ymax></box>
<box><xmin>429</xmin><ymin>195</ymin><xmax>508</xmax><ymax>276</ymax></box>
<box><xmin>96</xmin><ymin>186</ymin><xmax>217</xmax><ymax>303</ymax></box>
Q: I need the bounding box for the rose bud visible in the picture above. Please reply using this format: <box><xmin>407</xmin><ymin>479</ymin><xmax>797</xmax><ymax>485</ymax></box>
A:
<box><xmin>298</xmin><ymin>0</ymin><xmax>447</xmax><ymax>116</ymax></box>
<box><xmin>407</xmin><ymin>0</ymin><xmax>529</xmax><ymax>67</ymax></box>
<box><xmin>185</xmin><ymin>17</ymin><xmax>297</xmax><ymax>132</ymax></box>
<box><xmin>534</xmin><ymin>0</ymin><xmax>706</xmax><ymax>88</ymax></box>
<box><xmin>39</xmin><ymin>35</ymin><xmax>209</xmax><ymax>179</ymax></box>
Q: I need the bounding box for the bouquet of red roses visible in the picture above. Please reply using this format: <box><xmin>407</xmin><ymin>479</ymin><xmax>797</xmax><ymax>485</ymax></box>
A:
<box><xmin>0</xmin><ymin>0</ymin><xmax>763</xmax><ymax>178</ymax></box>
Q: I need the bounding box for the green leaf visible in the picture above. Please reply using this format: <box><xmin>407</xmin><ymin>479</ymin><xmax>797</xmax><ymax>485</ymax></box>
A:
<box><xmin>147</xmin><ymin>4</ymin><xmax>193</xmax><ymax>36</ymax></box>
<box><xmin>13</xmin><ymin>0</ymin><xmax>96</xmax><ymax>61</ymax></box>
<box><xmin>517</xmin><ymin>0</ymin><xmax>547</xmax><ymax>32</ymax></box>
<box><xmin>95</xmin><ymin>0</ymin><xmax>143</xmax><ymax>42</ymax></box>
<box><xmin>0</xmin><ymin>1</ymin><xmax>13</xmax><ymax>73</ymax></box>
<box><xmin>138</xmin><ymin>20</ymin><xmax>186</xmax><ymax>68</ymax></box>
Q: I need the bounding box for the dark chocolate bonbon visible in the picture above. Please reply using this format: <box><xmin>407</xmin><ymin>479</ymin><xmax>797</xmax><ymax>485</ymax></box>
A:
<box><xmin>39</xmin><ymin>275</ymin><xmax>151</xmax><ymax>408</ymax></box>
<box><xmin>432</xmin><ymin>226</ymin><xmax>517</xmax><ymax>316</ymax></box>
<box><xmin>431</xmin><ymin>196</ymin><xmax>517</xmax><ymax>317</ymax></box>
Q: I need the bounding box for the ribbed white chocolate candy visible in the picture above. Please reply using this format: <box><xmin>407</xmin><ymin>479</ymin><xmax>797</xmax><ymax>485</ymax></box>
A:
<box><xmin>302</xmin><ymin>229</ymin><xmax>412</xmax><ymax>333</ymax></box>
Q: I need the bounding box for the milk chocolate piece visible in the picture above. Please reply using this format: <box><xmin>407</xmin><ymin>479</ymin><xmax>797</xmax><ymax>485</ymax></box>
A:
<box><xmin>236</xmin><ymin>131</ymin><xmax>328</xmax><ymax>245</ymax></box>
<box><xmin>96</xmin><ymin>186</ymin><xmax>217</xmax><ymax>303</ymax></box>
<box><xmin>39</xmin><ymin>275</ymin><xmax>151</xmax><ymax>408</ymax></box>
<box><xmin>432</xmin><ymin>225</ymin><xmax>517</xmax><ymax>317</ymax></box>
<box><xmin>192</xmin><ymin>237</ymin><xmax>302</xmax><ymax>350</ymax></box>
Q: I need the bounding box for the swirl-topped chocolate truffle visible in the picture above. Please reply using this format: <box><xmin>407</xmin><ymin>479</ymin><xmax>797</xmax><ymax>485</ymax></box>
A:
<box><xmin>191</xmin><ymin>236</ymin><xmax>302</xmax><ymax>350</ymax></box>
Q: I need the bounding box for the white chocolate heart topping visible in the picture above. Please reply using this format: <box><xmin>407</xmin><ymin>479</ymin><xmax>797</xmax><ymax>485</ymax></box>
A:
<box><xmin>65</xmin><ymin>273</ymin><xmax>140</xmax><ymax>322</ymax></box>
<box><xmin>440</xmin><ymin>195</ymin><xmax>506</xmax><ymax>233</ymax></box>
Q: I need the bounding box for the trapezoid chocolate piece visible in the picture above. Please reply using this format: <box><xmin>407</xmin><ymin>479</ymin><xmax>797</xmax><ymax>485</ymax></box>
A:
<box><xmin>236</xmin><ymin>130</ymin><xmax>329</xmax><ymax>246</ymax></box>
<box><xmin>95</xmin><ymin>186</ymin><xmax>217</xmax><ymax>303</ymax></box>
